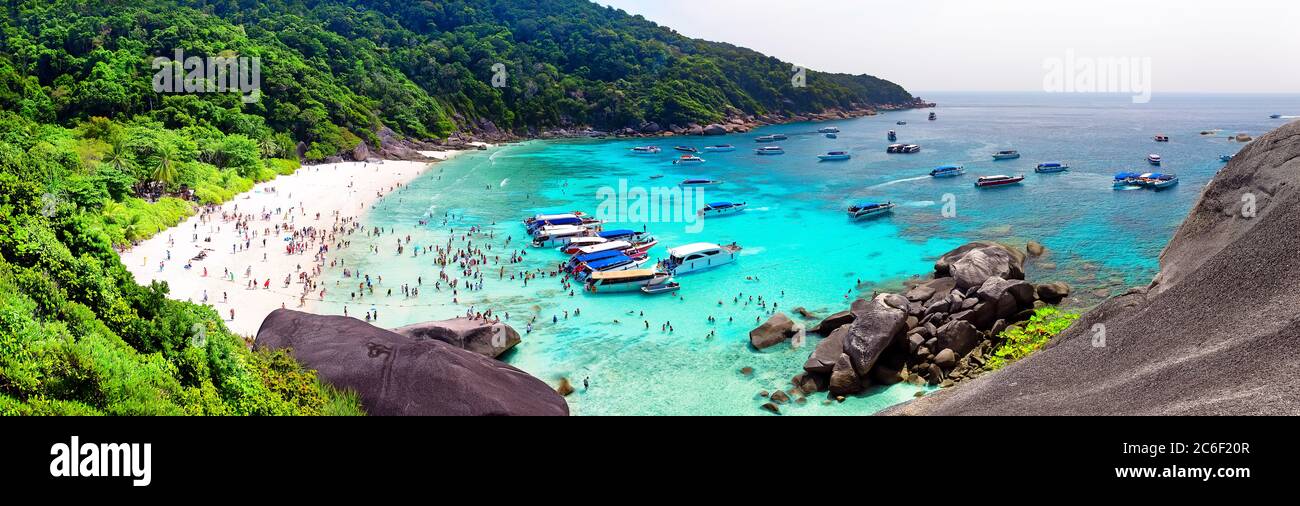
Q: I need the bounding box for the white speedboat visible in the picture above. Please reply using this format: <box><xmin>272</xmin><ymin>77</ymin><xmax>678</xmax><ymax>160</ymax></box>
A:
<box><xmin>755</xmin><ymin>146</ymin><xmax>785</xmax><ymax>155</ymax></box>
<box><xmin>679</xmin><ymin>178</ymin><xmax>723</xmax><ymax>187</ymax></box>
<box><xmin>585</xmin><ymin>269</ymin><xmax>674</xmax><ymax>293</ymax></box>
<box><xmin>847</xmin><ymin>202</ymin><xmax>895</xmax><ymax>219</ymax></box>
<box><xmin>703</xmin><ymin>145</ymin><xmax>736</xmax><ymax>152</ymax></box>
<box><xmin>662</xmin><ymin>242</ymin><xmax>742</xmax><ymax>275</ymax></box>
<box><xmin>574</xmin><ymin>255</ymin><xmax>650</xmax><ymax>279</ymax></box>
<box><xmin>630</xmin><ymin>146</ymin><xmax>661</xmax><ymax>154</ymax></box>
<box><xmin>887</xmin><ymin>130</ymin><xmax>897</xmax><ymax>141</ymax></box>
<box><xmin>901</xmin><ymin>144</ymin><xmax>921</xmax><ymax>153</ymax></box>
<box><xmin>698</xmin><ymin>201</ymin><xmax>747</xmax><ymax>217</ymax></box>
<box><xmin>673</xmin><ymin>155</ymin><xmax>706</xmax><ymax>165</ymax></box>
<box><xmin>974</xmin><ymin>174</ymin><xmax>1025</xmax><ymax>188</ymax></box>
<box><xmin>673</xmin><ymin>146</ymin><xmax>698</xmax><ymax>153</ymax></box>
<box><xmin>929</xmin><ymin>165</ymin><xmax>965</xmax><ymax>177</ymax></box>
<box><xmin>1147</xmin><ymin>154</ymin><xmax>1162</xmax><ymax>165</ymax></box>
<box><xmin>754</xmin><ymin>134</ymin><xmax>787</xmax><ymax>142</ymax></box>
<box><xmin>560</xmin><ymin>236</ymin><xmax>608</xmax><ymax>254</ymax></box>
<box><xmin>1034</xmin><ymin>162</ymin><xmax>1069</xmax><ymax>173</ymax></box>
<box><xmin>531</xmin><ymin>225</ymin><xmax>594</xmax><ymax>248</ymax></box>
<box><xmin>992</xmin><ymin>150</ymin><xmax>1020</xmax><ymax>160</ymax></box>
<box><xmin>818</xmin><ymin>126</ymin><xmax>841</xmax><ymax>134</ymax></box>
<box><xmin>818</xmin><ymin>151</ymin><xmax>851</xmax><ymax>161</ymax></box>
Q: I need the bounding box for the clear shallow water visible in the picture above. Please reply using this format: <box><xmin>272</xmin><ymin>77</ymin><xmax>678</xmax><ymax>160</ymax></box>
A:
<box><xmin>318</xmin><ymin>92</ymin><xmax>1300</xmax><ymax>415</ymax></box>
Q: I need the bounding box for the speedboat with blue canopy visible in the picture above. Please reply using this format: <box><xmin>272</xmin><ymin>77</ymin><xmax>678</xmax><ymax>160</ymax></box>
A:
<box><xmin>847</xmin><ymin>202</ymin><xmax>896</xmax><ymax>219</ymax></box>
<box><xmin>930</xmin><ymin>165</ymin><xmax>965</xmax><ymax>177</ymax></box>
<box><xmin>1035</xmin><ymin>162</ymin><xmax>1069</xmax><ymax>173</ymax></box>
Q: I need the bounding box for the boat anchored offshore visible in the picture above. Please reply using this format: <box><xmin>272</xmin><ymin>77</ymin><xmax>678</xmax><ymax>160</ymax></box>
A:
<box><xmin>887</xmin><ymin>144</ymin><xmax>921</xmax><ymax>154</ymax></box>
<box><xmin>698</xmin><ymin>201</ymin><xmax>747</xmax><ymax>217</ymax></box>
<box><xmin>755</xmin><ymin>134</ymin><xmax>788</xmax><ymax>142</ymax></box>
<box><xmin>847</xmin><ymin>202</ymin><xmax>896</xmax><ymax>219</ymax></box>
<box><xmin>662</xmin><ymin>242</ymin><xmax>742</xmax><ymax>275</ymax></box>
<box><xmin>755</xmin><ymin>146</ymin><xmax>785</xmax><ymax>155</ymax></box>
<box><xmin>992</xmin><ymin>150</ymin><xmax>1021</xmax><ymax>160</ymax></box>
<box><xmin>887</xmin><ymin>130</ymin><xmax>897</xmax><ymax>141</ymax></box>
<box><xmin>1135</xmin><ymin>172</ymin><xmax>1179</xmax><ymax>190</ymax></box>
<box><xmin>1220</xmin><ymin>154</ymin><xmax>1235</xmax><ymax>162</ymax></box>
<box><xmin>630</xmin><ymin>146</ymin><xmax>661</xmax><ymax>154</ymax></box>
<box><xmin>674</xmin><ymin>146</ymin><xmax>698</xmax><ymax>153</ymax></box>
<box><xmin>974</xmin><ymin>174</ymin><xmax>1025</xmax><ymax>188</ymax></box>
<box><xmin>559</xmin><ymin>236</ymin><xmax>608</xmax><ymax>254</ymax></box>
<box><xmin>825</xmin><ymin>133</ymin><xmax>837</xmax><ymax>139</ymax></box>
<box><xmin>928</xmin><ymin>112</ymin><xmax>937</xmax><ymax>121</ymax></box>
<box><xmin>1270</xmin><ymin>114</ymin><xmax>1283</xmax><ymax>119</ymax></box>
<box><xmin>703</xmin><ymin>145</ymin><xmax>736</xmax><ymax>152</ymax></box>
<box><xmin>1154</xmin><ymin>134</ymin><xmax>1169</xmax><ymax>142</ymax></box>
<box><xmin>679</xmin><ymin>178</ymin><xmax>723</xmax><ymax>187</ymax></box>
<box><xmin>818</xmin><ymin>151</ymin><xmax>851</xmax><ymax>161</ymax></box>
<box><xmin>818</xmin><ymin>126</ymin><xmax>841</xmax><ymax>134</ymax></box>
<box><xmin>1035</xmin><ymin>162</ymin><xmax>1069</xmax><ymax>173</ymax></box>
<box><xmin>532</xmin><ymin>225</ymin><xmax>597</xmax><ymax>248</ymax></box>
<box><xmin>929</xmin><ymin>164</ymin><xmax>965</xmax><ymax>177</ymax></box>
<box><xmin>640</xmin><ymin>281</ymin><xmax>681</xmax><ymax>295</ymax></box>
<box><xmin>673</xmin><ymin>155</ymin><xmax>706</xmax><ymax>164</ymax></box>
<box><xmin>1148</xmin><ymin>154</ymin><xmax>1162</xmax><ymax>165</ymax></box>
<box><xmin>1113</xmin><ymin>172</ymin><xmax>1142</xmax><ymax>188</ymax></box>
<box><xmin>585</xmin><ymin>269</ymin><xmax>674</xmax><ymax>294</ymax></box>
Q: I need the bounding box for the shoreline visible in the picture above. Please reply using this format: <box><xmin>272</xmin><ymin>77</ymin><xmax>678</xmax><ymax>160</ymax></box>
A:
<box><xmin>119</xmin><ymin>146</ymin><xmax>488</xmax><ymax>337</ymax></box>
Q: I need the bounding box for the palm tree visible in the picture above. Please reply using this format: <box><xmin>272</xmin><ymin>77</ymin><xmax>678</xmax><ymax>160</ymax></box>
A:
<box><xmin>104</xmin><ymin>134</ymin><xmax>130</xmax><ymax>172</ymax></box>
<box><xmin>259</xmin><ymin>137</ymin><xmax>281</xmax><ymax>159</ymax></box>
<box><xmin>151</xmin><ymin>144</ymin><xmax>178</xmax><ymax>187</ymax></box>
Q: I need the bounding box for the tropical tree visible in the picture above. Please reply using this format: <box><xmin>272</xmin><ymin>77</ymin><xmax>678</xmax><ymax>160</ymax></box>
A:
<box><xmin>151</xmin><ymin>144</ymin><xmax>178</xmax><ymax>187</ymax></box>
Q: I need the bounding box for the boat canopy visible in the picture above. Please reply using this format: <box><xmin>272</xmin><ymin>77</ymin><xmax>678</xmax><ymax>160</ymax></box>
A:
<box><xmin>1114</xmin><ymin>172</ymin><xmax>1141</xmax><ymax>179</ymax></box>
<box><xmin>935</xmin><ymin>165</ymin><xmax>961</xmax><ymax>170</ymax></box>
<box><xmin>598</xmin><ymin>229</ymin><xmax>636</xmax><ymax>239</ymax></box>
<box><xmin>668</xmin><ymin>242</ymin><xmax>721</xmax><ymax>258</ymax></box>
<box><xmin>577</xmin><ymin>240</ymin><xmax>632</xmax><ymax>255</ymax></box>
<box><xmin>585</xmin><ymin>255</ymin><xmax>634</xmax><ymax>270</ymax></box>
<box><xmin>706</xmin><ymin>202</ymin><xmax>734</xmax><ymax>208</ymax></box>
<box><xmin>589</xmin><ymin>269</ymin><xmax>660</xmax><ymax>281</ymax></box>
<box><xmin>573</xmin><ymin>249</ymin><xmax>625</xmax><ymax>264</ymax></box>
<box><xmin>1039</xmin><ymin>161</ymin><xmax>1063</xmax><ymax>167</ymax></box>
<box><xmin>530</xmin><ymin>213</ymin><xmax>577</xmax><ymax>222</ymax></box>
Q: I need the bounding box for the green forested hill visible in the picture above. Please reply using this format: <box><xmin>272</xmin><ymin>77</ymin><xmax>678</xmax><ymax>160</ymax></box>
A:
<box><xmin>3</xmin><ymin>0</ymin><xmax>912</xmax><ymax>156</ymax></box>
<box><xmin>0</xmin><ymin>0</ymin><xmax>912</xmax><ymax>415</ymax></box>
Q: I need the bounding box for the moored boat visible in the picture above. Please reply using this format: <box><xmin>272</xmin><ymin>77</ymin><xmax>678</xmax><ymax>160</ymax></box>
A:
<box><xmin>532</xmin><ymin>225</ymin><xmax>596</xmax><ymax>248</ymax></box>
<box><xmin>818</xmin><ymin>126</ymin><xmax>840</xmax><ymax>134</ymax></box>
<box><xmin>584</xmin><ymin>269</ymin><xmax>673</xmax><ymax>294</ymax></box>
<box><xmin>1220</xmin><ymin>154</ymin><xmax>1234</xmax><ymax>162</ymax></box>
<box><xmin>755</xmin><ymin>146</ymin><xmax>785</xmax><ymax>155</ymax></box>
<box><xmin>1153</xmin><ymin>134</ymin><xmax>1169</xmax><ymax>142</ymax></box>
<box><xmin>573</xmin><ymin>254</ymin><xmax>650</xmax><ymax>279</ymax></box>
<box><xmin>1270</xmin><ymin>114</ymin><xmax>1283</xmax><ymax>119</ymax></box>
<box><xmin>901</xmin><ymin>144</ymin><xmax>921</xmax><ymax>153</ymax></box>
<box><xmin>560</xmin><ymin>236</ymin><xmax>608</xmax><ymax>254</ymax></box>
<box><xmin>630</xmin><ymin>146</ymin><xmax>661</xmax><ymax>154</ymax></box>
<box><xmin>754</xmin><ymin>134</ymin><xmax>787</xmax><ymax>142</ymax></box>
<box><xmin>817</xmin><ymin>151</ymin><xmax>851</xmax><ymax>161</ymax></box>
<box><xmin>887</xmin><ymin>130</ymin><xmax>897</xmax><ymax>141</ymax></box>
<box><xmin>1150</xmin><ymin>174</ymin><xmax>1179</xmax><ymax>190</ymax></box>
<box><xmin>673</xmin><ymin>155</ymin><xmax>706</xmax><ymax>164</ymax></box>
<box><xmin>929</xmin><ymin>164</ymin><xmax>965</xmax><ymax>177</ymax></box>
<box><xmin>640</xmin><ymin>281</ymin><xmax>681</xmax><ymax>295</ymax></box>
<box><xmin>597</xmin><ymin>229</ymin><xmax>646</xmax><ymax>242</ymax></box>
<box><xmin>928</xmin><ymin>112</ymin><xmax>937</xmax><ymax>121</ymax></box>
<box><xmin>661</xmin><ymin>242</ymin><xmax>741</xmax><ymax>275</ymax></box>
<box><xmin>673</xmin><ymin>146</ymin><xmax>698</xmax><ymax>153</ymax></box>
<box><xmin>1112</xmin><ymin>172</ymin><xmax>1141</xmax><ymax>188</ymax></box>
<box><xmin>896</xmin><ymin>121</ymin><xmax>907</xmax><ymax>125</ymax></box>
<box><xmin>1147</xmin><ymin>154</ymin><xmax>1162</xmax><ymax>165</ymax></box>
<box><xmin>992</xmin><ymin>150</ymin><xmax>1021</xmax><ymax>160</ymax></box>
<box><xmin>974</xmin><ymin>174</ymin><xmax>1025</xmax><ymax>188</ymax></box>
<box><xmin>679</xmin><ymin>178</ymin><xmax>723</xmax><ymax>187</ymax></box>
<box><xmin>698</xmin><ymin>201</ymin><xmax>747</xmax><ymax>217</ymax></box>
<box><xmin>524</xmin><ymin>212</ymin><xmax>586</xmax><ymax>226</ymax></box>
<box><xmin>703</xmin><ymin>145</ymin><xmax>736</xmax><ymax>152</ymax></box>
<box><xmin>825</xmin><ymin>133</ymin><xmax>837</xmax><ymax>139</ymax></box>
<box><xmin>846</xmin><ymin>201</ymin><xmax>895</xmax><ymax>219</ymax></box>
<box><xmin>1034</xmin><ymin>161</ymin><xmax>1069</xmax><ymax>173</ymax></box>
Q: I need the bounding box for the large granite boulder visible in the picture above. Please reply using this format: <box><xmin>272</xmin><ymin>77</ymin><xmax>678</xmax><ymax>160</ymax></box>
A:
<box><xmin>809</xmin><ymin>310</ymin><xmax>855</xmax><ymax>336</ymax></box>
<box><xmin>255</xmin><ymin>310</ymin><xmax>568</xmax><ymax>416</ymax></box>
<box><xmin>750</xmin><ymin>312</ymin><xmax>799</xmax><ymax>349</ymax></box>
<box><xmin>803</xmin><ymin>324</ymin><xmax>850</xmax><ymax>374</ymax></box>
<box><xmin>842</xmin><ymin>295</ymin><xmax>909</xmax><ymax>376</ymax></box>
<box><xmin>828</xmin><ymin>354</ymin><xmax>862</xmax><ymax>396</ymax></box>
<box><xmin>703</xmin><ymin>124</ymin><xmax>728</xmax><ymax>135</ymax></box>
<box><xmin>934</xmin><ymin>320</ymin><xmax>979</xmax><ymax>356</ymax></box>
<box><xmin>935</xmin><ymin>242</ymin><xmax>1025</xmax><ymax>290</ymax></box>
<box><xmin>393</xmin><ymin>317</ymin><xmax>521</xmax><ymax>359</ymax></box>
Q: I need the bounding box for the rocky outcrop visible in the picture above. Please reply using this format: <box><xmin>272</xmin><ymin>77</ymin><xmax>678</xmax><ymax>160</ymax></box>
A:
<box><xmin>392</xmin><ymin>317</ymin><xmax>520</xmax><ymax>359</ymax></box>
<box><xmin>749</xmin><ymin>312</ymin><xmax>801</xmax><ymax>349</ymax></box>
<box><xmin>255</xmin><ymin>310</ymin><xmax>568</xmax><ymax>416</ymax></box>
<box><xmin>789</xmin><ymin>241</ymin><xmax>1058</xmax><ymax>403</ymax></box>
<box><xmin>885</xmin><ymin>119</ymin><xmax>1300</xmax><ymax>415</ymax></box>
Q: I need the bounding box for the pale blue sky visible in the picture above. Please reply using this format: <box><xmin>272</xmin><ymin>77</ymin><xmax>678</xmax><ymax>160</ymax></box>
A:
<box><xmin>597</xmin><ymin>0</ymin><xmax>1300</xmax><ymax>93</ymax></box>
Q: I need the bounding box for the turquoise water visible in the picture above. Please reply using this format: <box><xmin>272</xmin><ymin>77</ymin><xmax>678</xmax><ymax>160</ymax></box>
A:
<box><xmin>318</xmin><ymin>92</ymin><xmax>1300</xmax><ymax>415</ymax></box>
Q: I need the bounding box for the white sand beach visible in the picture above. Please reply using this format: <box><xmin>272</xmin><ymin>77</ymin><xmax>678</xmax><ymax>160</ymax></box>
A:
<box><xmin>121</xmin><ymin>148</ymin><xmax>482</xmax><ymax>337</ymax></box>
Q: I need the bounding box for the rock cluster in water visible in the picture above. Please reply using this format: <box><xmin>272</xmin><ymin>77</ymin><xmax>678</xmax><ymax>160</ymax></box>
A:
<box><xmin>756</xmin><ymin>242</ymin><xmax>1070</xmax><ymax>412</ymax></box>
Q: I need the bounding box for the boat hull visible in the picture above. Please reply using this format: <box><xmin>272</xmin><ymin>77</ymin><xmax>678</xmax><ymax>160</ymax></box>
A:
<box><xmin>975</xmin><ymin>177</ymin><xmax>1025</xmax><ymax>187</ymax></box>
<box><xmin>665</xmin><ymin>252</ymin><xmax>738</xmax><ymax>275</ymax></box>
<box><xmin>992</xmin><ymin>153</ymin><xmax>1021</xmax><ymax>160</ymax></box>
<box><xmin>818</xmin><ymin>155</ymin><xmax>851</xmax><ymax>161</ymax></box>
